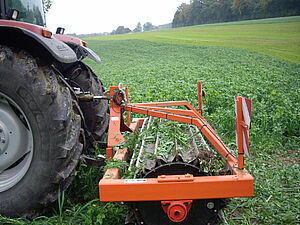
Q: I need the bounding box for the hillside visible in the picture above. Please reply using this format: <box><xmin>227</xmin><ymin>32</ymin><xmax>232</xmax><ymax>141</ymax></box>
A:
<box><xmin>88</xmin><ymin>16</ymin><xmax>300</xmax><ymax>63</ymax></box>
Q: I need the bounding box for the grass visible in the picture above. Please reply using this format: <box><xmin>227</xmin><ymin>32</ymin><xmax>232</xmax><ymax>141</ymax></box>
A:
<box><xmin>88</xmin><ymin>16</ymin><xmax>300</xmax><ymax>63</ymax></box>
<box><xmin>86</xmin><ymin>39</ymin><xmax>300</xmax><ymax>224</ymax></box>
<box><xmin>2</xmin><ymin>16</ymin><xmax>299</xmax><ymax>224</ymax></box>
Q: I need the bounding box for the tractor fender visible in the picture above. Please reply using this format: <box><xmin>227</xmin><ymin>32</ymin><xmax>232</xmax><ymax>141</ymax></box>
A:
<box><xmin>54</xmin><ymin>34</ymin><xmax>101</xmax><ymax>63</ymax></box>
<box><xmin>0</xmin><ymin>22</ymin><xmax>77</xmax><ymax>63</ymax></box>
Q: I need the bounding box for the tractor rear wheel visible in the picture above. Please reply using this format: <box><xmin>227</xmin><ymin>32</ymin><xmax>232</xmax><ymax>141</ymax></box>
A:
<box><xmin>65</xmin><ymin>62</ymin><xmax>109</xmax><ymax>146</ymax></box>
<box><xmin>0</xmin><ymin>46</ymin><xmax>82</xmax><ymax>217</ymax></box>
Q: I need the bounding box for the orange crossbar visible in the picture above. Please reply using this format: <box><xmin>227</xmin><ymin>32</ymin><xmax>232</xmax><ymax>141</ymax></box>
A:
<box><xmin>100</xmin><ymin>85</ymin><xmax>253</xmax><ymax>202</ymax></box>
<box><xmin>100</xmin><ymin>172</ymin><xmax>253</xmax><ymax>201</ymax></box>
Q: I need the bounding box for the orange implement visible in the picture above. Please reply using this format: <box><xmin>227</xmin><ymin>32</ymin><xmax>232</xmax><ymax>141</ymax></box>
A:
<box><xmin>100</xmin><ymin>84</ymin><xmax>254</xmax><ymax>202</ymax></box>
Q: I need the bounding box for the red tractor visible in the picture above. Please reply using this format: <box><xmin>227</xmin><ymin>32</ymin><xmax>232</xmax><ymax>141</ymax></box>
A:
<box><xmin>0</xmin><ymin>0</ymin><xmax>109</xmax><ymax>217</ymax></box>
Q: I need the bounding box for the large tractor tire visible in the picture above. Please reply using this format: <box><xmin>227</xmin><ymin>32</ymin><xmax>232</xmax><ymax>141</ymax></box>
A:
<box><xmin>0</xmin><ymin>46</ymin><xmax>83</xmax><ymax>217</ymax></box>
<box><xmin>65</xmin><ymin>62</ymin><xmax>109</xmax><ymax>146</ymax></box>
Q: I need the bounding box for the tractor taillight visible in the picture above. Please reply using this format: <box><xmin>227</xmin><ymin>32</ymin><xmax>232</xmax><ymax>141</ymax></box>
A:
<box><xmin>81</xmin><ymin>40</ymin><xmax>88</xmax><ymax>47</ymax></box>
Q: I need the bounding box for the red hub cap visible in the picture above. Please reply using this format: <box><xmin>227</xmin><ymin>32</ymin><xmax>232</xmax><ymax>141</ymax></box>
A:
<box><xmin>161</xmin><ymin>200</ymin><xmax>193</xmax><ymax>223</ymax></box>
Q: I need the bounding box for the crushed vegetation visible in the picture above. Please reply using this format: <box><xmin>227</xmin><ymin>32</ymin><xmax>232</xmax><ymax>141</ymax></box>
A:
<box><xmin>112</xmin><ymin>118</ymin><xmax>232</xmax><ymax>179</ymax></box>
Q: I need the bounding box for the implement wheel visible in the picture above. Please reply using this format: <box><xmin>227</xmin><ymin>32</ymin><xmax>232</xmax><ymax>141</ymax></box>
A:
<box><xmin>0</xmin><ymin>46</ymin><xmax>82</xmax><ymax>217</ymax></box>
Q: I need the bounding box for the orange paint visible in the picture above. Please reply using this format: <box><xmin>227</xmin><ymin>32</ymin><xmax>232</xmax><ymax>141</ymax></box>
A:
<box><xmin>100</xmin><ymin>85</ymin><xmax>253</xmax><ymax>202</ymax></box>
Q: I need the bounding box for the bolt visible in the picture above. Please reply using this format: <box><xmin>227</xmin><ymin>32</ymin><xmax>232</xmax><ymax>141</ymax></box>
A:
<box><xmin>207</xmin><ymin>202</ymin><xmax>215</xmax><ymax>209</ymax></box>
<box><xmin>174</xmin><ymin>210</ymin><xmax>181</xmax><ymax>217</ymax></box>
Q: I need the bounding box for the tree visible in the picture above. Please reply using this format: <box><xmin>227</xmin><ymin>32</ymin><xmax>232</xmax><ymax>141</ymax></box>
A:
<box><xmin>133</xmin><ymin>22</ymin><xmax>142</xmax><ymax>33</ymax></box>
<box><xmin>231</xmin><ymin>0</ymin><xmax>253</xmax><ymax>19</ymax></box>
<box><xmin>115</xmin><ymin>26</ymin><xmax>131</xmax><ymax>35</ymax></box>
<box><xmin>143</xmin><ymin>22</ymin><xmax>158</xmax><ymax>32</ymax></box>
<box><xmin>172</xmin><ymin>0</ymin><xmax>300</xmax><ymax>28</ymax></box>
<box><xmin>43</xmin><ymin>0</ymin><xmax>52</xmax><ymax>12</ymax></box>
<box><xmin>172</xmin><ymin>3</ymin><xmax>189</xmax><ymax>27</ymax></box>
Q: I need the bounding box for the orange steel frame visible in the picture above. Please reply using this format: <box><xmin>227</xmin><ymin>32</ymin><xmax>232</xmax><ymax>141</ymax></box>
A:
<box><xmin>99</xmin><ymin>82</ymin><xmax>253</xmax><ymax>202</ymax></box>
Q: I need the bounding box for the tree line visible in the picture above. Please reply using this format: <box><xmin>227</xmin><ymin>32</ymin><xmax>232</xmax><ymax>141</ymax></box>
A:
<box><xmin>111</xmin><ymin>22</ymin><xmax>160</xmax><ymax>35</ymax></box>
<box><xmin>69</xmin><ymin>22</ymin><xmax>172</xmax><ymax>38</ymax></box>
<box><xmin>172</xmin><ymin>0</ymin><xmax>300</xmax><ymax>28</ymax></box>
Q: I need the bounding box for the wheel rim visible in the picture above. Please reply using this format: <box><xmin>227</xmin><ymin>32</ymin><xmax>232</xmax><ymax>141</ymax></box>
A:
<box><xmin>0</xmin><ymin>93</ymin><xmax>33</xmax><ymax>192</ymax></box>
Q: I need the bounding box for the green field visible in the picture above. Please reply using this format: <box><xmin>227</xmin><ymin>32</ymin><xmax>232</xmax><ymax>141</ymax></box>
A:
<box><xmin>2</xmin><ymin>17</ymin><xmax>299</xmax><ymax>225</ymax></box>
<box><xmin>89</xmin><ymin>16</ymin><xmax>300</xmax><ymax>63</ymax></box>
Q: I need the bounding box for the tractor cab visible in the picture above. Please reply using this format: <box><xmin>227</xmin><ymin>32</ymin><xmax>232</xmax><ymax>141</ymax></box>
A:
<box><xmin>0</xmin><ymin>0</ymin><xmax>46</xmax><ymax>26</ymax></box>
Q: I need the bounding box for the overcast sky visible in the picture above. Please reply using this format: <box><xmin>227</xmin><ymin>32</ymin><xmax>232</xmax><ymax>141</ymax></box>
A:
<box><xmin>46</xmin><ymin>0</ymin><xmax>190</xmax><ymax>34</ymax></box>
